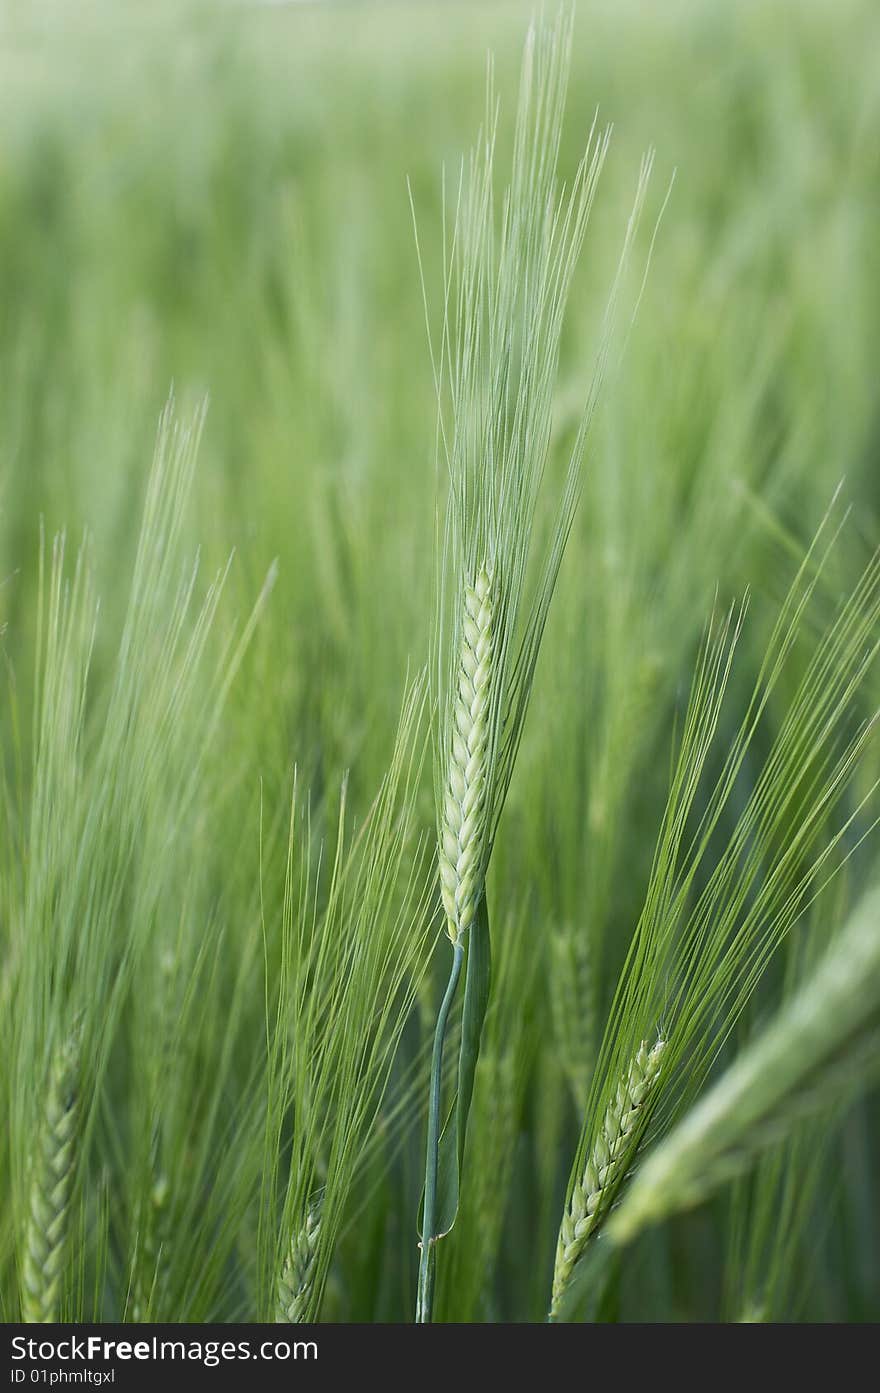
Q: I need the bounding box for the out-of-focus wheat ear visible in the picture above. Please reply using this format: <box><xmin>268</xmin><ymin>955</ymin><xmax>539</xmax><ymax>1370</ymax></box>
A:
<box><xmin>276</xmin><ymin>1200</ymin><xmax>322</xmax><ymax>1324</ymax></box>
<box><xmin>738</xmin><ymin>1302</ymin><xmax>768</xmax><ymax>1322</ymax></box>
<box><xmin>128</xmin><ymin>1173</ymin><xmax>170</xmax><ymax>1322</ymax></box>
<box><xmin>548</xmin><ymin>925</ymin><xmax>595</xmax><ymax>1107</ymax></box>
<box><xmin>20</xmin><ymin>1028</ymin><xmax>82</xmax><ymax>1324</ymax></box>
<box><xmin>438</xmin><ymin>565</ymin><xmax>494</xmax><ymax>946</ymax></box>
<box><xmin>550</xmin><ymin>1037</ymin><xmax>665</xmax><ymax>1319</ymax></box>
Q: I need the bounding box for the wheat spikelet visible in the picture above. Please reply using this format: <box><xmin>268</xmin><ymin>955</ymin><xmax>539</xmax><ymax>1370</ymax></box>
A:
<box><xmin>438</xmin><ymin>565</ymin><xmax>494</xmax><ymax>946</ymax></box>
<box><xmin>550</xmin><ymin>1037</ymin><xmax>665</xmax><ymax>1318</ymax></box>
<box><xmin>20</xmin><ymin>1029</ymin><xmax>81</xmax><ymax>1323</ymax></box>
<box><xmin>276</xmin><ymin>1202</ymin><xmax>322</xmax><ymax>1323</ymax></box>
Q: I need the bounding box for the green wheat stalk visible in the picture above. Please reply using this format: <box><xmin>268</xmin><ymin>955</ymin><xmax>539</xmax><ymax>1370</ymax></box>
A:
<box><xmin>415</xmin><ymin>6</ymin><xmax>652</xmax><ymax>1321</ymax></box>
<box><xmin>262</xmin><ymin>676</ymin><xmax>434</xmax><ymax>1323</ymax></box>
<box><xmin>553</xmin><ymin>517</ymin><xmax>880</xmax><ymax>1320</ymax></box>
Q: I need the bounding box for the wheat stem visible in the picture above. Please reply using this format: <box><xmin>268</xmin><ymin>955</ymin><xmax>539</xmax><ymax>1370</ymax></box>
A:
<box><xmin>417</xmin><ymin>564</ymin><xmax>494</xmax><ymax>1322</ymax></box>
<box><xmin>416</xmin><ymin>938</ymin><xmax>465</xmax><ymax>1323</ymax></box>
<box><xmin>550</xmin><ymin>1037</ymin><xmax>665</xmax><ymax>1319</ymax></box>
<box><xmin>20</xmin><ymin>1029</ymin><xmax>81</xmax><ymax>1324</ymax></box>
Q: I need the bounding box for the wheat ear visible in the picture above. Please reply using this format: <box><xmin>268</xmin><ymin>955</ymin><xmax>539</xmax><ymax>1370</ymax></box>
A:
<box><xmin>21</xmin><ymin>1029</ymin><xmax>81</xmax><ymax>1323</ymax></box>
<box><xmin>438</xmin><ymin>565</ymin><xmax>493</xmax><ymax>946</ymax></box>
<box><xmin>276</xmin><ymin>1201</ymin><xmax>322</xmax><ymax>1323</ymax></box>
<box><xmin>550</xmin><ymin>1038</ymin><xmax>665</xmax><ymax>1319</ymax></box>
<box><xmin>549</xmin><ymin>926</ymin><xmax>595</xmax><ymax>1106</ymax></box>
<box><xmin>129</xmin><ymin>1173</ymin><xmax>170</xmax><ymax>1322</ymax></box>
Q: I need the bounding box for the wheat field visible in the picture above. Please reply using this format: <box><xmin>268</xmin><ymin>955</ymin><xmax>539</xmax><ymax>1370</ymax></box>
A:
<box><xmin>1</xmin><ymin>0</ymin><xmax>879</xmax><ymax>1324</ymax></box>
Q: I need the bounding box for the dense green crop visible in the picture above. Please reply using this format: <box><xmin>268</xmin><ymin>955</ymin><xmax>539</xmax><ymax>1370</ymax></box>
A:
<box><xmin>1</xmin><ymin>0</ymin><xmax>878</xmax><ymax>1323</ymax></box>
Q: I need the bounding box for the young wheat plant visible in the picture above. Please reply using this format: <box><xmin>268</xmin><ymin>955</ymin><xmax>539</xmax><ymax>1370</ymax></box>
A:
<box><xmin>551</xmin><ymin>517</ymin><xmax>880</xmax><ymax>1319</ymax></box>
<box><xmin>5</xmin><ymin>398</ymin><xmax>276</xmax><ymax>1322</ymax></box>
<box><xmin>263</xmin><ymin>678</ymin><xmax>434</xmax><ymax>1323</ymax></box>
<box><xmin>415</xmin><ymin>7</ymin><xmax>652</xmax><ymax>1321</ymax></box>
